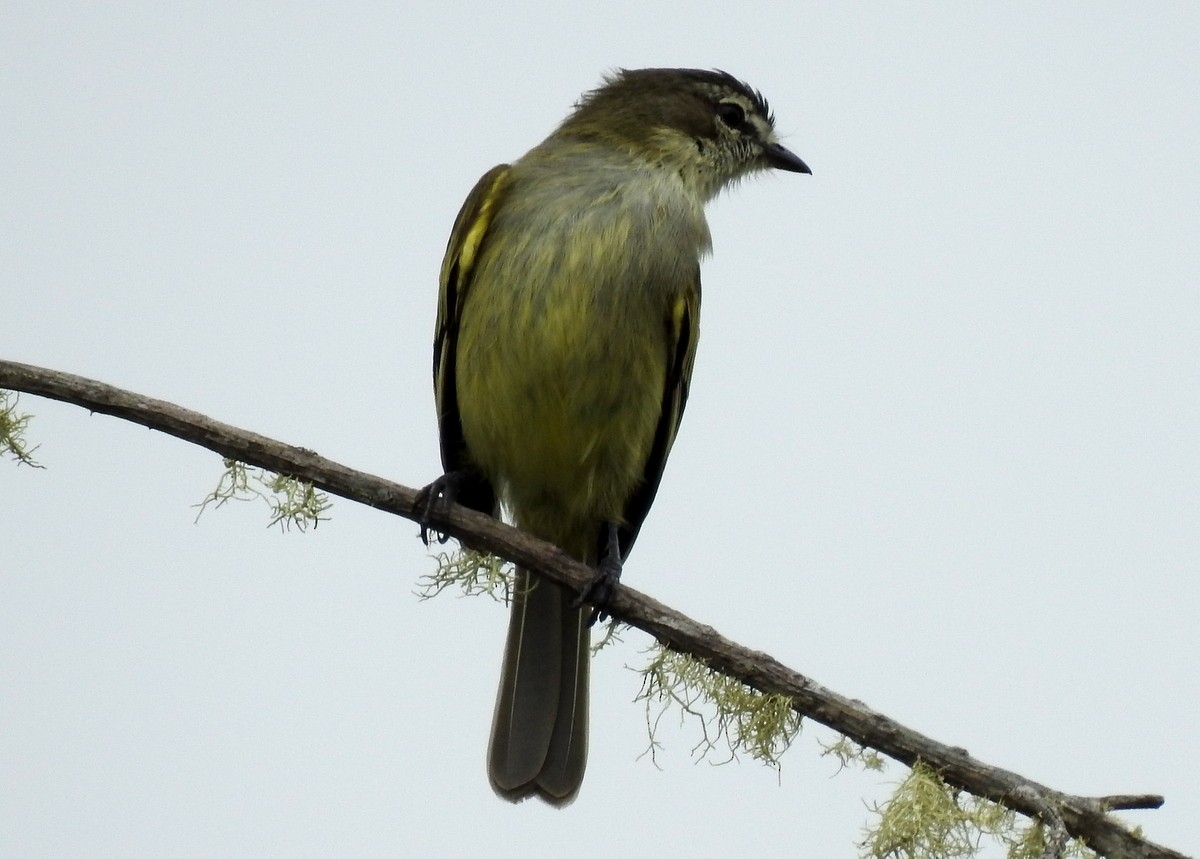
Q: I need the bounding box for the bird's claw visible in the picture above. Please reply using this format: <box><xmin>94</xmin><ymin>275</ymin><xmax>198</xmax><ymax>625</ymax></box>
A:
<box><xmin>415</xmin><ymin>472</ymin><xmax>465</xmax><ymax>546</ymax></box>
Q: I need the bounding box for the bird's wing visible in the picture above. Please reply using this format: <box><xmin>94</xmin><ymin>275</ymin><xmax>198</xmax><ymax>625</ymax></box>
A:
<box><xmin>432</xmin><ymin>164</ymin><xmax>513</xmax><ymax>474</ymax></box>
<box><xmin>614</xmin><ymin>268</ymin><xmax>701</xmax><ymax>559</ymax></box>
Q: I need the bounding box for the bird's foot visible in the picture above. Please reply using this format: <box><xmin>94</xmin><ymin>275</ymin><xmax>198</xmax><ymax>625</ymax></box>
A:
<box><xmin>415</xmin><ymin>471</ymin><xmax>470</xmax><ymax>546</ymax></box>
<box><xmin>572</xmin><ymin>522</ymin><xmax>623</xmax><ymax>626</ymax></box>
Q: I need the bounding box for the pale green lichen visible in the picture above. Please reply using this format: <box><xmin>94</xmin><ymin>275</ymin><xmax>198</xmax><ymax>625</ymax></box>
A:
<box><xmin>415</xmin><ymin>548</ymin><xmax>512</xmax><ymax>602</ymax></box>
<box><xmin>635</xmin><ymin>644</ymin><xmax>802</xmax><ymax>770</ymax></box>
<box><xmin>589</xmin><ymin>616</ymin><xmax>627</xmax><ymax>654</ymax></box>
<box><xmin>864</xmin><ymin>763</ymin><xmax>1014</xmax><ymax>859</ymax></box>
<box><xmin>194</xmin><ymin>458</ymin><xmax>330</xmax><ymax>531</ymax></box>
<box><xmin>821</xmin><ymin>735</ymin><xmax>887</xmax><ymax>773</ymax></box>
<box><xmin>862</xmin><ymin>762</ymin><xmax>1097</xmax><ymax>859</ymax></box>
<box><xmin>0</xmin><ymin>391</ymin><xmax>42</xmax><ymax>467</ymax></box>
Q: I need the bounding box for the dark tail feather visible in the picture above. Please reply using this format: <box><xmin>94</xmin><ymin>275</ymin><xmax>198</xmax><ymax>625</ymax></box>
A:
<box><xmin>487</xmin><ymin>569</ymin><xmax>589</xmax><ymax>806</ymax></box>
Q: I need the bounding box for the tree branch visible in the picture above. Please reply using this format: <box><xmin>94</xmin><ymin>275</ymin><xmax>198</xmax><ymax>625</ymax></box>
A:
<box><xmin>0</xmin><ymin>358</ymin><xmax>1185</xmax><ymax>859</ymax></box>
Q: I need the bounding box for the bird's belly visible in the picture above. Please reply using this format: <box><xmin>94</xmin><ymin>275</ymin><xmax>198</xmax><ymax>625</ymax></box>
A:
<box><xmin>456</xmin><ymin>302</ymin><xmax>666</xmax><ymax>537</ymax></box>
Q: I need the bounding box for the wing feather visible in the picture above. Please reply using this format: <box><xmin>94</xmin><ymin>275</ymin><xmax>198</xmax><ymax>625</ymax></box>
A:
<box><xmin>613</xmin><ymin>268</ymin><xmax>701</xmax><ymax>559</ymax></box>
<box><xmin>433</xmin><ymin>164</ymin><xmax>512</xmax><ymax>475</ymax></box>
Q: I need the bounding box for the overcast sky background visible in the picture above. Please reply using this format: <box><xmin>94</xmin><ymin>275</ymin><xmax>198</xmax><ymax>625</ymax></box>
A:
<box><xmin>2</xmin><ymin>3</ymin><xmax>1197</xmax><ymax>856</ymax></box>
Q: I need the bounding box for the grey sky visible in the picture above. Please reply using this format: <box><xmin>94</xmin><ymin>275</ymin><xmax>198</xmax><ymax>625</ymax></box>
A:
<box><xmin>2</xmin><ymin>2</ymin><xmax>1197</xmax><ymax>856</ymax></box>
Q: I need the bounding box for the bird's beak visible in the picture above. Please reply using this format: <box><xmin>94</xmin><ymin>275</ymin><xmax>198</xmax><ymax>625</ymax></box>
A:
<box><xmin>763</xmin><ymin>142</ymin><xmax>811</xmax><ymax>174</ymax></box>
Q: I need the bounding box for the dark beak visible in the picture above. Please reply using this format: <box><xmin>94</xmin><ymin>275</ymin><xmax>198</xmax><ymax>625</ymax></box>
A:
<box><xmin>763</xmin><ymin>142</ymin><xmax>811</xmax><ymax>174</ymax></box>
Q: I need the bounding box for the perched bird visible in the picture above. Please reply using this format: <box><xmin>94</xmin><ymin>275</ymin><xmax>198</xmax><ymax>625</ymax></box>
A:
<box><xmin>420</xmin><ymin>68</ymin><xmax>809</xmax><ymax>805</ymax></box>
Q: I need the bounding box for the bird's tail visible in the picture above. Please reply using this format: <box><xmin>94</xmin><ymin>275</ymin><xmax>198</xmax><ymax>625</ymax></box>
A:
<box><xmin>487</xmin><ymin>564</ymin><xmax>590</xmax><ymax>806</ymax></box>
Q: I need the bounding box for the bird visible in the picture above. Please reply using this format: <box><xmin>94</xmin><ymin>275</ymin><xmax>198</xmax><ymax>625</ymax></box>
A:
<box><xmin>419</xmin><ymin>67</ymin><xmax>809</xmax><ymax>806</ymax></box>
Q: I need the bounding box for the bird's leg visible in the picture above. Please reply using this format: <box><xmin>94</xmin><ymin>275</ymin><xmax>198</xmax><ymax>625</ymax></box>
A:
<box><xmin>572</xmin><ymin>521</ymin><xmax>623</xmax><ymax>626</ymax></box>
<box><xmin>415</xmin><ymin>470</ymin><xmax>472</xmax><ymax>546</ymax></box>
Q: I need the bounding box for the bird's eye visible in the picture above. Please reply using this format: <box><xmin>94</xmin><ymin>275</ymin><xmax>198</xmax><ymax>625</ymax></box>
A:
<box><xmin>716</xmin><ymin>102</ymin><xmax>747</xmax><ymax>131</ymax></box>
